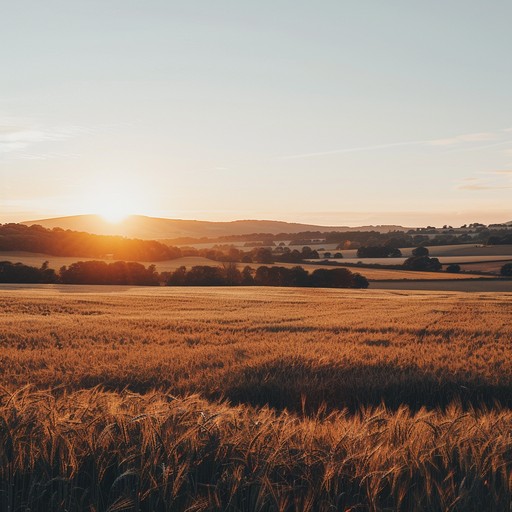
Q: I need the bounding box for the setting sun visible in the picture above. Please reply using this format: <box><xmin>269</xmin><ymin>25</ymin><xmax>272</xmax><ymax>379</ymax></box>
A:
<box><xmin>93</xmin><ymin>189</ymin><xmax>133</xmax><ymax>223</ymax></box>
<box><xmin>77</xmin><ymin>174</ymin><xmax>145</xmax><ymax>223</ymax></box>
<box><xmin>98</xmin><ymin>203</ymin><xmax>130</xmax><ymax>223</ymax></box>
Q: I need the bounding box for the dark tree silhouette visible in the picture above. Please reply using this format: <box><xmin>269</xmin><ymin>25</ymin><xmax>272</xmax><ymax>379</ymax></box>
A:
<box><xmin>501</xmin><ymin>263</ymin><xmax>512</xmax><ymax>277</ymax></box>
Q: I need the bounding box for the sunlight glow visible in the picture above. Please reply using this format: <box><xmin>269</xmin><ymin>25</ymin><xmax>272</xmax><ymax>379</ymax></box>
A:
<box><xmin>99</xmin><ymin>206</ymin><xmax>129</xmax><ymax>224</ymax></box>
<box><xmin>78</xmin><ymin>173</ymin><xmax>144</xmax><ymax>223</ymax></box>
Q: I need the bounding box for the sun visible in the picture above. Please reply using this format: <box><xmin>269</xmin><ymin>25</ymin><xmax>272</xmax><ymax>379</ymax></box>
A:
<box><xmin>99</xmin><ymin>205</ymin><xmax>129</xmax><ymax>224</ymax></box>
<box><xmin>78</xmin><ymin>174</ymin><xmax>146</xmax><ymax>223</ymax></box>
<box><xmin>94</xmin><ymin>189</ymin><xmax>133</xmax><ymax>224</ymax></box>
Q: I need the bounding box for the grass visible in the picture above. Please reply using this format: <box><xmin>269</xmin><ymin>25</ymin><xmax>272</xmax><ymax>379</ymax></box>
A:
<box><xmin>1</xmin><ymin>286</ymin><xmax>512</xmax><ymax>510</ymax></box>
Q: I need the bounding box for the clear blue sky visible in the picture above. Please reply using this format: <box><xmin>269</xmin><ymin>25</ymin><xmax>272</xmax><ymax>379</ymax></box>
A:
<box><xmin>1</xmin><ymin>1</ymin><xmax>511</xmax><ymax>226</ymax></box>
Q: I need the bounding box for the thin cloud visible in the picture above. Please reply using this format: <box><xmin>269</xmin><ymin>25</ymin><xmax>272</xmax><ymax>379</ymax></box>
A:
<box><xmin>445</xmin><ymin>139</ymin><xmax>512</xmax><ymax>154</ymax></box>
<box><xmin>486</xmin><ymin>169</ymin><xmax>512</xmax><ymax>175</ymax></box>
<box><xmin>458</xmin><ymin>169</ymin><xmax>512</xmax><ymax>191</ymax></box>
<box><xmin>458</xmin><ymin>184</ymin><xmax>512</xmax><ymax>190</ymax></box>
<box><xmin>278</xmin><ymin>139</ymin><xmax>430</xmax><ymax>160</ymax></box>
<box><xmin>427</xmin><ymin>132</ymin><xmax>496</xmax><ymax>146</ymax></box>
<box><xmin>279</xmin><ymin>128</ymin><xmax>512</xmax><ymax>161</ymax></box>
<box><xmin>0</xmin><ymin>121</ymin><xmax>93</xmax><ymax>159</ymax></box>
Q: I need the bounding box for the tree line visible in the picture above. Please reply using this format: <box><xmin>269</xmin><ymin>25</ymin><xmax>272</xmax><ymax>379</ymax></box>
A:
<box><xmin>0</xmin><ymin>260</ymin><xmax>159</xmax><ymax>285</ymax></box>
<box><xmin>0</xmin><ymin>224</ymin><xmax>320</xmax><ymax>265</ymax></box>
<box><xmin>0</xmin><ymin>260</ymin><xmax>369</xmax><ymax>288</ymax></box>
<box><xmin>167</xmin><ymin>264</ymin><xmax>369</xmax><ymax>288</ymax></box>
<box><xmin>0</xmin><ymin>223</ymin><xmax>181</xmax><ymax>261</ymax></box>
<box><xmin>164</xmin><ymin>226</ymin><xmax>512</xmax><ymax>249</ymax></box>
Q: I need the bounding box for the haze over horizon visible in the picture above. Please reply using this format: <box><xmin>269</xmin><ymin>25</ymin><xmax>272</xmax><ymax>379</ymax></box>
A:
<box><xmin>2</xmin><ymin>1</ymin><xmax>512</xmax><ymax>227</ymax></box>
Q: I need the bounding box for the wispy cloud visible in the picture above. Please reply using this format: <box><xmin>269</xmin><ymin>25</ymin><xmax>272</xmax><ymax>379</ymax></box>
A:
<box><xmin>279</xmin><ymin>140</ymin><xmax>429</xmax><ymax>160</ymax></box>
<box><xmin>486</xmin><ymin>169</ymin><xmax>512</xmax><ymax>175</ymax></box>
<box><xmin>427</xmin><ymin>132</ymin><xmax>495</xmax><ymax>146</ymax></box>
<box><xmin>458</xmin><ymin>169</ymin><xmax>512</xmax><ymax>191</ymax></box>
<box><xmin>279</xmin><ymin>128</ymin><xmax>512</xmax><ymax>161</ymax></box>
<box><xmin>0</xmin><ymin>120</ymin><xmax>92</xmax><ymax>160</ymax></box>
<box><xmin>458</xmin><ymin>184</ymin><xmax>512</xmax><ymax>190</ymax></box>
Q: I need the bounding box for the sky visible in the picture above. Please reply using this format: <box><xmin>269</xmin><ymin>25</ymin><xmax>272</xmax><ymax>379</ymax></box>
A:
<box><xmin>1</xmin><ymin>0</ymin><xmax>512</xmax><ymax>227</ymax></box>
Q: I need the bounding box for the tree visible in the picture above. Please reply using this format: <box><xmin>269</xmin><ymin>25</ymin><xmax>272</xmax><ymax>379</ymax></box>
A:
<box><xmin>501</xmin><ymin>263</ymin><xmax>512</xmax><ymax>277</ymax></box>
<box><xmin>357</xmin><ymin>246</ymin><xmax>401</xmax><ymax>258</ymax></box>
<box><xmin>223</xmin><ymin>262</ymin><xmax>242</xmax><ymax>285</ymax></box>
<box><xmin>183</xmin><ymin>266</ymin><xmax>226</xmax><ymax>286</ymax></box>
<box><xmin>167</xmin><ymin>266</ymin><xmax>187</xmax><ymax>285</ymax></box>
<box><xmin>403</xmin><ymin>255</ymin><xmax>441</xmax><ymax>271</ymax></box>
<box><xmin>412</xmin><ymin>246</ymin><xmax>429</xmax><ymax>257</ymax></box>
<box><xmin>241</xmin><ymin>266</ymin><xmax>254</xmax><ymax>285</ymax></box>
<box><xmin>446</xmin><ymin>264</ymin><xmax>461</xmax><ymax>273</ymax></box>
<box><xmin>253</xmin><ymin>247</ymin><xmax>273</xmax><ymax>264</ymax></box>
<box><xmin>352</xmin><ymin>273</ymin><xmax>370</xmax><ymax>289</ymax></box>
<box><xmin>0</xmin><ymin>261</ymin><xmax>57</xmax><ymax>283</ymax></box>
<box><xmin>301</xmin><ymin>246</ymin><xmax>319</xmax><ymax>259</ymax></box>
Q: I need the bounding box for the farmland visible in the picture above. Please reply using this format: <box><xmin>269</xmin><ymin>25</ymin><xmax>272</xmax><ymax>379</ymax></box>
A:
<box><xmin>0</xmin><ymin>250</ymin><xmax>502</xmax><ymax>282</ymax></box>
<box><xmin>0</xmin><ymin>251</ymin><xmax>219</xmax><ymax>273</ymax></box>
<box><xmin>1</xmin><ymin>285</ymin><xmax>512</xmax><ymax>510</ymax></box>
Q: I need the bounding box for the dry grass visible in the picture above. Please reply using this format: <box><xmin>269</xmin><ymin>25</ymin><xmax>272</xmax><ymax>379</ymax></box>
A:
<box><xmin>1</xmin><ymin>286</ymin><xmax>512</xmax><ymax>510</ymax></box>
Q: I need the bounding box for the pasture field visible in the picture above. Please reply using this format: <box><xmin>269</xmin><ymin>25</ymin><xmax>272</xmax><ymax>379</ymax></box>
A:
<box><xmin>325</xmin><ymin>255</ymin><xmax>512</xmax><ymax>266</ymax></box>
<box><xmin>1</xmin><ymin>285</ymin><xmax>512</xmax><ymax>510</ymax></box>
<box><xmin>340</xmin><ymin>244</ymin><xmax>512</xmax><ymax>259</ymax></box>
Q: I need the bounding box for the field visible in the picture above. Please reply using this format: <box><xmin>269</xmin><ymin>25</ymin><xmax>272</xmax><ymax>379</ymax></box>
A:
<box><xmin>0</xmin><ymin>251</ymin><xmax>500</xmax><ymax>282</ymax></box>
<box><xmin>0</xmin><ymin>251</ymin><xmax>219</xmax><ymax>272</ymax></box>
<box><xmin>1</xmin><ymin>285</ymin><xmax>512</xmax><ymax>510</ymax></box>
<box><xmin>280</xmin><ymin>262</ymin><xmax>495</xmax><ymax>281</ymax></box>
<box><xmin>340</xmin><ymin>244</ymin><xmax>512</xmax><ymax>259</ymax></box>
<box><xmin>315</xmin><ymin>244</ymin><xmax>512</xmax><ymax>274</ymax></box>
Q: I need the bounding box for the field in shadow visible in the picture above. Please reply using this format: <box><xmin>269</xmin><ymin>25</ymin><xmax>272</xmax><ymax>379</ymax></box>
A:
<box><xmin>218</xmin><ymin>357</ymin><xmax>512</xmax><ymax>413</ymax></box>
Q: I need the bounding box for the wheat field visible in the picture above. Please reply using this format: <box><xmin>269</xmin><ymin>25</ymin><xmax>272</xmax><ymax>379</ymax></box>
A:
<box><xmin>1</xmin><ymin>285</ymin><xmax>512</xmax><ymax>510</ymax></box>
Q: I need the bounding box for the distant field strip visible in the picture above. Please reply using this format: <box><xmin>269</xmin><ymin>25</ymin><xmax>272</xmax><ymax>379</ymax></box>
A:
<box><xmin>294</xmin><ymin>263</ymin><xmax>494</xmax><ymax>280</ymax></box>
<box><xmin>0</xmin><ymin>251</ymin><xmax>219</xmax><ymax>271</ymax></box>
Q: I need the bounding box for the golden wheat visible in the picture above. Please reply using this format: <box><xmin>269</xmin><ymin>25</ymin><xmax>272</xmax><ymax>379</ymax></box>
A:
<box><xmin>0</xmin><ymin>286</ymin><xmax>511</xmax><ymax>510</ymax></box>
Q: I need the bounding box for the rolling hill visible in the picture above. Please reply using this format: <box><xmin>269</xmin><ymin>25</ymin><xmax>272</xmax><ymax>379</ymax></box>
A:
<box><xmin>20</xmin><ymin>214</ymin><xmax>407</xmax><ymax>240</ymax></box>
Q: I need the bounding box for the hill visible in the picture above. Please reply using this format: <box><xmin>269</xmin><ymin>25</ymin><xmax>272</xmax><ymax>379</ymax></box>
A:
<box><xmin>21</xmin><ymin>214</ymin><xmax>407</xmax><ymax>240</ymax></box>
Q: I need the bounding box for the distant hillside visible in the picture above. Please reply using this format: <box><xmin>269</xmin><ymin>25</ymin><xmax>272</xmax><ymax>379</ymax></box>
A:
<box><xmin>21</xmin><ymin>214</ymin><xmax>407</xmax><ymax>240</ymax></box>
